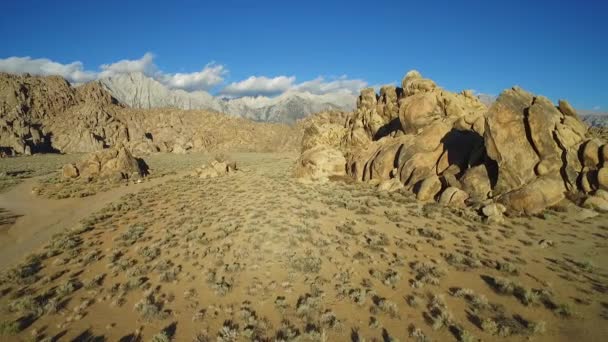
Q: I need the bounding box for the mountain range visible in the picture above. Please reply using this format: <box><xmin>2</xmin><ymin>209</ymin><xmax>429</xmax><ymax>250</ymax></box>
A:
<box><xmin>99</xmin><ymin>72</ymin><xmax>356</xmax><ymax>124</ymax></box>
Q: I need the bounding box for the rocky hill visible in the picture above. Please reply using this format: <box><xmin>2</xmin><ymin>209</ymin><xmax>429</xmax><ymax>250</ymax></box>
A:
<box><xmin>296</xmin><ymin>70</ymin><xmax>608</xmax><ymax>216</ymax></box>
<box><xmin>100</xmin><ymin>72</ymin><xmax>355</xmax><ymax>124</ymax></box>
<box><xmin>0</xmin><ymin>72</ymin><xmax>300</xmax><ymax>156</ymax></box>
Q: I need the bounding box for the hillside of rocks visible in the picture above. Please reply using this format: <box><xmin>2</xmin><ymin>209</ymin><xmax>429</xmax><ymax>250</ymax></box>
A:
<box><xmin>0</xmin><ymin>73</ymin><xmax>300</xmax><ymax>156</ymax></box>
<box><xmin>296</xmin><ymin>70</ymin><xmax>608</xmax><ymax>215</ymax></box>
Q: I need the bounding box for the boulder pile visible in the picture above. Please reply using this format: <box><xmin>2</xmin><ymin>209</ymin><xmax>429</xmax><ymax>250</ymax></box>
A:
<box><xmin>191</xmin><ymin>157</ymin><xmax>238</xmax><ymax>179</ymax></box>
<box><xmin>296</xmin><ymin>70</ymin><xmax>608</xmax><ymax>215</ymax></box>
<box><xmin>62</xmin><ymin>145</ymin><xmax>147</xmax><ymax>182</ymax></box>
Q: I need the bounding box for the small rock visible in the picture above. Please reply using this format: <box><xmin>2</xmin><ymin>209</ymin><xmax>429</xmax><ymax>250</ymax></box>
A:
<box><xmin>62</xmin><ymin>163</ymin><xmax>79</xmax><ymax>178</ymax></box>
<box><xmin>416</xmin><ymin>175</ymin><xmax>442</xmax><ymax>201</ymax></box>
<box><xmin>378</xmin><ymin>178</ymin><xmax>404</xmax><ymax>192</ymax></box>
<box><xmin>482</xmin><ymin>203</ymin><xmax>507</xmax><ymax>217</ymax></box>
<box><xmin>583</xmin><ymin>195</ymin><xmax>608</xmax><ymax>213</ymax></box>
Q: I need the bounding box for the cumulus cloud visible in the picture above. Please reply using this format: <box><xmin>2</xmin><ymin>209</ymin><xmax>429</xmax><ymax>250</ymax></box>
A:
<box><xmin>0</xmin><ymin>53</ymin><xmax>368</xmax><ymax>96</ymax></box>
<box><xmin>159</xmin><ymin>63</ymin><xmax>227</xmax><ymax>92</ymax></box>
<box><xmin>220</xmin><ymin>75</ymin><xmax>296</xmax><ymax>97</ymax></box>
<box><xmin>0</xmin><ymin>53</ymin><xmax>226</xmax><ymax>91</ymax></box>
<box><xmin>219</xmin><ymin>75</ymin><xmax>367</xmax><ymax>97</ymax></box>
<box><xmin>98</xmin><ymin>52</ymin><xmax>157</xmax><ymax>78</ymax></box>
<box><xmin>293</xmin><ymin>75</ymin><xmax>367</xmax><ymax>95</ymax></box>
<box><xmin>0</xmin><ymin>56</ymin><xmax>97</xmax><ymax>83</ymax></box>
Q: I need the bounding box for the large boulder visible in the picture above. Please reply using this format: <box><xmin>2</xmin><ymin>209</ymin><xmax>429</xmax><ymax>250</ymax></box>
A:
<box><xmin>416</xmin><ymin>175</ymin><xmax>442</xmax><ymax>201</ymax></box>
<box><xmin>193</xmin><ymin>159</ymin><xmax>238</xmax><ymax>179</ymax></box>
<box><xmin>63</xmin><ymin>145</ymin><xmax>146</xmax><ymax>181</ymax></box>
<box><xmin>484</xmin><ymin>87</ymin><xmax>541</xmax><ymax>195</ymax></box>
<box><xmin>498</xmin><ymin>176</ymin><xmax>566</xmax><ymax>215</ymax></box>
<box><xmin>460</xmin><ymin>165</ymin><xmax>493</xmax><ymax>203</ymax></box>
<box><xmin>294</xmin><ymin>146</ymin><xmax>346</xmax><ymax>182</ymax></box>
<box><xmin>438</xmin><ymin>187</ymin><xmax>469</xmax><ymax>208</ymax></box>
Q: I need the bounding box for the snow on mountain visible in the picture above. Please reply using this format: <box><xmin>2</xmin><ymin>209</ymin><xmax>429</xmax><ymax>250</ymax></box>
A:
<box><xmin>99</xmin><ymin>72</ymin><xmax>356</xmax><ymax>124</ymax></box>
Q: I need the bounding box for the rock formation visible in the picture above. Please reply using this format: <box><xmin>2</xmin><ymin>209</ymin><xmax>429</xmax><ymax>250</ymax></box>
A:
<box><xmin>62</xmin><ymin>145</ymin><xmax>147</xmax><ymax>181</ymax></box>
<box><xmin>296</xmin><ymin>70</ymin><xmax>607</xmax><ymax>215</ymax></box>
<box><xmin>190</xmin><ymin>157</ymin><xmax>238</xmax><ymax>179</ymax></box>
<box><xmin>0</xmin><ymin>73</ymin><xmax>301</xmax><ymax>156</ymax></box>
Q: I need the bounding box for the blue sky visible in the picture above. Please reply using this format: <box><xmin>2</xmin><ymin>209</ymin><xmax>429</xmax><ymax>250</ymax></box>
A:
<box><xmin>0</xmin><ymin>0</ymin><xmax>606</xmax><ymax>109</ymax></box>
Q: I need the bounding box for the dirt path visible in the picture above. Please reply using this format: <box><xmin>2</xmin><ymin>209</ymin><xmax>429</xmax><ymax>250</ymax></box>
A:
<box><xmin>0</xmin><ymin>174</ymin><xmax>183</xmax><ymax>270</ymax></box>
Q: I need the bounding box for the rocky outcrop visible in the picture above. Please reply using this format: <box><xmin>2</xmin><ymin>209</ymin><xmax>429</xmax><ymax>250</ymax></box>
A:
<box><xmin>191</xmin><ymin>159</ymin><xmax>238</xmax><ymax>179</ymax></box>
<box><xmin>62</xmin><ymin>145</ymin><xmax>147</xmax><ymax>181</ymax></box>
<box><xmin>297</xmin><ymin>70</ymin><xmax>608</xmax><ymax>216</ymax></box>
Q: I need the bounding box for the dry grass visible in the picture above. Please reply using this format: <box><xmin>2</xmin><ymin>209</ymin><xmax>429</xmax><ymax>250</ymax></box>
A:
<box><xmin>0</xmin><ymin>152</ymin><xmax>606</xmax><ymax>341</ymax></box>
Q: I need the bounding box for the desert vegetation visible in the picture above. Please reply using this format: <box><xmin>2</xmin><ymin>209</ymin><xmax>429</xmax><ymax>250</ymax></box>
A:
<box><xmin>0</xmin><ymin>152</ymin><xmax>606</xmax><ymax>341</ymax></box>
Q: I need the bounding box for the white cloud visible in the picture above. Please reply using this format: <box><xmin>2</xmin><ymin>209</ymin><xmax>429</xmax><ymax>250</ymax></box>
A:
<box><xmin>219</xmin><ymin>75</ymin><xmax>367</xmax><ymax>97</ymax></box>
<box><xmin>0</xmin><ymin>56</ymin><xmax>97</xmax><ymax>83</ymax></box>
<box><xmin>593</xmin><ymin>105</ymin><xmax>601</xmax><ymax>111</ymax></box>
<box><xmin>159</xmin><ymin>63</ymin><xmax>226</xmax><ymax>91</ymax></box>
<box><xmin>220</xmin><ymin>75</ymin><xmax>296</xmax><ymax>97</ymax></box>
<box><xmin>293</xmin><ymin>75</ymin><xmax>367</xmax><ymax>95</ymax></box>
<box><xmin>0</xmin><ymin>53</ymin><xmax>226</xmax><ymax>91</ymax></box>
<box><xmin>0</xmin><ymin>54</ymin><xmax>367</xmax><ymax>97</ymax></box>
<box><xmin>98</xmin><ymin>52</ymin><xmax>157</xmax><ymax>78</ymax></box>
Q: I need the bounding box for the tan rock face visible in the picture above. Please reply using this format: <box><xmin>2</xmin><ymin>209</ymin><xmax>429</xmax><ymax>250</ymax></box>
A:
<box><xmin>192</xmin><ymin>159</ymin><xmax>238</xmax><ymax>179</ymax></box>
<box><xmin>416</xmin><ymin>175</ymin><xmax>442</xmax><ymax>201</ymax></box>
<box><xmin>438</xmin><ymin>187</ymin><xmax>469</xmax><ymax>207</ymax></box>
<box><xmin>293</xmin><ymin>146</ymin><xmax>346</xmax><ymax>182</ymax></box>
<box><xmin>63</xmin><ymin>145</ymin><xmax>146</xmax><ymax>181</ymax></box>
<box><xmin>296</xmin><ymin>70</ymin><xmax>606</xmax><ymax>216</ymax></box>
<box><xmin>62</xmin><ymin>164</ymin><xmax>79</xmax><ymax>178</ymax></box>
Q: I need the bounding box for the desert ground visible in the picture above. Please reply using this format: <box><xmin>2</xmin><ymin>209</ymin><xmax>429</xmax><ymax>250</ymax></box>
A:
<box><xmin>0</xmin><ymin>152</ymin><xmax>606</xmax><ymax>342</ymax></box>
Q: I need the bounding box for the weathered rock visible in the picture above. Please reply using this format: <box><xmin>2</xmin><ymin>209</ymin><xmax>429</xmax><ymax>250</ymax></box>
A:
<box><xmin>377</xmin><ymin>178</ymin><xmax>404</xmax><ymax>192</ymax></box>
<box><xmin>301</xmin><ymin>123</ymin><xmax>347</xmax><ymax>153</ymax></box>
<box><xmin>377</xmin><ymin>86</ymin><xmax>400</xmax><ymax>122</ymax></box>
<box><xmin>583</xmin><ymin>195</ymin><xmax>608</xmax><ymax>213</ymax></box>
<box><xmin>438</xmin><ymin>187</ymin><xmax>469</xmax><ymax>207</ymax></box>
<box><xmin>484</xmin><ymin>87</ymin><xmax>540</xmax><ymax>195</ymax></box>
<box><xmin>398</xmin><ymin>92</ymin><xmax>440</xmax><ymax>134</ymax></box>
<box><xmin>295</xmin><ymin>70</ymin><xmax>605</xmax><ymax>217</ymax></box>
<box><xmin>294</xmin><ymin>146</ymin><xmax>346</xmax><ymax>181</ymax></box>
<box><xmin>416</xmin><ymin>175</ymin><xmax>442</xmax><ymax>201</ymax></box>
<box><xmin>62</xmin><ymin>164</ymin><xmax>79</xmax><ymax>178</ymax></box>
<box><xmin>581</xmin><ymin>139</ymin><xmax>601</xmax><ymax>168</ymax></box>
<box><xmin>482</xmin><ymin>203</ymin><xmax>507</xmax><ymax>224</ymax></box>
<box><xmin>498</xmin><ymin>176</ymin><xmax>566</xmax><ymax>215</ymax></box>
<box><xmin>401</xmin><ymin>70</ymin><xmax>437</xmax><ymax>96</ymax></box>
<box><xmin>460</xmin><ymin>165</ymin><xmax>492</xmax><ymax>203</ymax></box>
<box><xmin>600</xmin><ymin>144</ymin><xmax>608</xmax><ymax>166</ymax></box>
<box><xmin>558</xmin><ymin>99</ymin><xmax>578</xmax><ymax>118</ymax></box>
<box><xmin>192</xmin><ymin>159</ymin><xmax>238</xmax><ymax>179</ymax></box>
<box><xmin>598</xmin><ymin>168</ymin><xmax>608</xmax><ymax>190</ymax></box>
<box><xmin>64</xmin><ymin>145</ymin><xmax>146</xmax><ymax>182</ymax></box>
<box><xmin>482</xmin><ymin>203</ymin><xmax>507</xmax><ymax>217</ymax></box>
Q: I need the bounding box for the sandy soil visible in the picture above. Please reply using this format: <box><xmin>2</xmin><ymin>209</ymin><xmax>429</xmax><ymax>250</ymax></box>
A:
<box><xmin>0</xmin><ymin>173</ymin><xmax>184</xmax><ymax>270</ymax></box>
<box><xmin>0</xmin><ymin>153</ymin><xmax>607</xmax><ymax>342</ymax></box>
